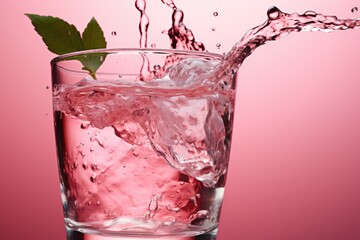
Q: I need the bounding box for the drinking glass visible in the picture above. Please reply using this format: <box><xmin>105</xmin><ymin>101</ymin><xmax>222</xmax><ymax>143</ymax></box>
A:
<box><xmin>51</xmin><ymin>49</ymin><xmax>236</xmax><ymax>240</ymax></box>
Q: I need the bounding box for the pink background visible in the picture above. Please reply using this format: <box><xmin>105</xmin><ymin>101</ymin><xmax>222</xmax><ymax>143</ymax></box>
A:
<box><xmin>1</xmin><ymin>0</ymin><xmax>360</xmax><ymax>239</ymax></box>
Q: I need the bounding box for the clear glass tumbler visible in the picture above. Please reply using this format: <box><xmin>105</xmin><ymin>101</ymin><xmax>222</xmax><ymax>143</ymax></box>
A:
<box><xmin>51</xmin><ymin>48</ymin><xmax>236</xmax><ymax>240</ymax></box>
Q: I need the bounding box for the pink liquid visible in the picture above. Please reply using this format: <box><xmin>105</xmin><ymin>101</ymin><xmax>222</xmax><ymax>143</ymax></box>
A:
<box><xmin>54</xmin><ymin>2</ymin><xmax>360</xmax><ymax>238</ymax></box>
<box><xmin>54</xmin><ymin>54</ymin><xmax>231</xmax><ymax>237</ymax></box>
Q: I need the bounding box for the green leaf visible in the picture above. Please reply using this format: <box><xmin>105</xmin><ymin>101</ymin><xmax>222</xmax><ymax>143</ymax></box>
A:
<box><xmin>80</xmin><ymin>17</ymin><xmax>107</xmax><ymax>77</ymax></box>
<box><xmin>25</xmin><ymin>14</ymin><xmax>84</xmax><ymax>55</ymax></box>
<box><xmin>25</xmin><ymin>14</ymin><xmax>108</xmax><ymax>79</ymax></box>
<box><xmin>77</xmin><ymin>53</ymin><xmax>107</xmax><ymax>79</ymax></box>
<box><xmin>82</xmin><ymin>17</ymin><xmax>107</xmax><ymax>50</ymax></box>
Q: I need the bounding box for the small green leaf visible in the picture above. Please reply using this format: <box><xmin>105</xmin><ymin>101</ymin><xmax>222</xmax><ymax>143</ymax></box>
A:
<box><xmin>80</xmin><ymin>17</ymin><xmax>107</xmax><ymax>77</ymax></box>
<box><xmin>25</xmin><ymin>14</ymin><xmax>84</xmax><ymax>55</ymax></box>
<box><xmin>82</xmin><ymin>17</ymin><xmax>107</xmax><ymax>50</ymax></box>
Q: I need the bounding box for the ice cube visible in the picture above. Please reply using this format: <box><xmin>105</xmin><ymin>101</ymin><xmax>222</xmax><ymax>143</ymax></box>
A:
<box><xmin>146</xmin><ymin>94</ymin><xmax>231</xmax><ymax>187</ymax></box>
<box><xmin>166</xmin><ymin>58</ymin><xmax>218</xmax><ymax>88</ymax></box>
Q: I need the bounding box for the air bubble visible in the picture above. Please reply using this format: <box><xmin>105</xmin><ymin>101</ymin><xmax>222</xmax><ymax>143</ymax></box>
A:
<box><xmin>151</xmin><ymin>43</ymin><xmax>156</xmax><ymax>48</ymax></box>
<box><xmin>216</xmin><ymin>43</ymin><xmax>221</xmax><ymax>49</ymax></box>
<box><xmin>351</xmin><ymin>7</ymin><xmax>358</xmax><ymax>13</ymax></box>
<box><xmin>211</xmin><ymin>27</ymin><xmax>216</xmax><ymax>31</ymax></box>
<box><xmin>82</xmin><ymin>162</ymin><xmax>89</xmax><ymax>170</ymax></box>
<box><xmin>133</xmin><ymin>151</ymin><xmax>139</xmax><ymax>157</ymax></box>
<box><xmin>111</xmin><ymin>31</ymin><xmax>117</xmax><ymax>36</ymax></box>
<box><xmin>45</xmin><ymin>86</ymin><xmax>50</xmax><ymax>89</ymax></box>
<box><xmin>71</xmin><ymin>162</ymin><xmax>78</xmax><ymax>170</ymax></box>
<box><xmin>91</xmin><ymin>164</ymin><xmax>100</xmax><ymax>171</ymax></box>
<box><xmin>153</xmin><ymin>64</ymin><xmax>161</xmax><ymax>70</ymax></box>
<box><xmin>90</xmin><ymin>174</ymin><xmax>97</xmax><ymax>183</ymax></box>
<box><xmin>213</xmin><ymin>12</ymin><xmax>218</xmax><ymax>17</ymax></box>
<box><xmin>79</xmin><ymin>151</ymin><xmax>85</xmax><ymax>158</ymax></box>
<box><xmin>80</xmin><ymin>123</ymin><xmax>90</xmax><ymax>129</ymax></box>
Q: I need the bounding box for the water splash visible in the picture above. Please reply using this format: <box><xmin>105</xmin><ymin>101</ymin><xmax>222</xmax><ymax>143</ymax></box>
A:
<box><xmin>213</xmin><ymin>6</ymin><xmax>360</xmax><ymax>82</ymax></box>
<box><xmin>162</xmin><ymin>1</ymin><xmax>205</xmax><ymax>50</ymax></box>
<box><xmin>135</xmin><ymin>0</ymin><xmax>150</xmax><ymax>48</ymax></box>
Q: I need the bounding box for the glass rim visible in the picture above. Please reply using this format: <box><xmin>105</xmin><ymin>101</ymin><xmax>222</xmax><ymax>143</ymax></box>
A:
<box><xmin>50</xmin><ymin>48</ymin><xmax>224</xmax><ymax>65</ymax></box>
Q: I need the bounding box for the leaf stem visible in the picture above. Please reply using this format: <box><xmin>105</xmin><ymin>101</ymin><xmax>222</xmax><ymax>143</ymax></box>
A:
<box><xmin>89</xmin><ymin>71</ymin><xmax>97</xmax><ymax>80</ymax></box>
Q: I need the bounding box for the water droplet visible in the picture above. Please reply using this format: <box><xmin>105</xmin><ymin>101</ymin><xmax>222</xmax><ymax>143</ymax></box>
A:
<box><xmin>216</xmin><ymin>43</ymin><xmax>221</xmax><ymax>49</ymax></box>
<box><xmin>79</xmin><ymin>151</ymin><xmax>85</xmax><ymax>158</ymax></box>
<box><xmin>111</xmin><ymin>31</ymin><xmax>117</xmax><ymax>36</ymax></box>
<box><xmin>90</xmin><ymin>174</ymin><xmax>97</xmax><ymax>183</ymax></box>
<box><xmin>82</xmin><ymin>162</ymin><xmax>88</xmax><ymax>170</ymax></box>
<box><xmin>211</xmin><ymin>27</ymin><xmax>216</xmax><ymax>31</ymax></box>
<box><xmin>71</xmin><ymin>162</ymin><xmax>78</xmax><ymax>170</ymax></box>
<box><xmin>213</xmin><ymin>12</ymin><xmax>218</xmax><ymax>17</ymax></box>
<box><xmin>80</xmin><ymin>123</ymin><xmax>90</xmax><ymax>129</ymax></box>
<box><xmin>135</xmin><ymin>0</ymin><xmax>146</xmax><ymax>11</ymax></box>
<box><xmin>132</xmin><ymin>151</ymin><xmax>139</xmax><ymax>157</ymax></box>
<box><xmin>87</xmin><ymin>201</ymin><xmax>92</xmax><ymax>206</ymax></box>
<box><xmin>96</xmin><ymin>201</ymin><xmax>101</xmax><ymax>206</ymax></box>
<box><xmin>91</xmin><ymin>164</ymin><xmax>100</xmax><ymax>171</ymax></box>
<box><xmin>267</xmin><ymin>6</ymin><xmax>281</xmax><ymax>20</ymax></box>
<box><xmin>161</xmin><ymin>0</ymin><xmax>176</xmax><ymax>9</ymax></box>
<box><xmin>99</xmin><ymin>56</ymin><xmax>104</xmax><ymax>62</ymax></box>
<box><xmin>351</xmin><ymin>7</ymin><xmax>358</xmax><ymax>13</ymax></box>
<box><xmin>151</xmin><ymin>43</ymin><xmax>156</xmax><ymax>48</ymax></box>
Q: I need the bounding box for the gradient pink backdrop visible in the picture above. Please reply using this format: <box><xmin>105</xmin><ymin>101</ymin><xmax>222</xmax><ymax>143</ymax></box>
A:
<box><xmin>1</xmin><ymin>1</ymin><xmax>360</xmax><ymax>240</ymax></box>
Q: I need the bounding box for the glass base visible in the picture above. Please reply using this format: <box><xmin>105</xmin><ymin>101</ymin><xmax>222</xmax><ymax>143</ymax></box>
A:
<box><xmin>66</xmin><ymin>227</ymin><xmax>218</xmax><ymax>240</ymax></box>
